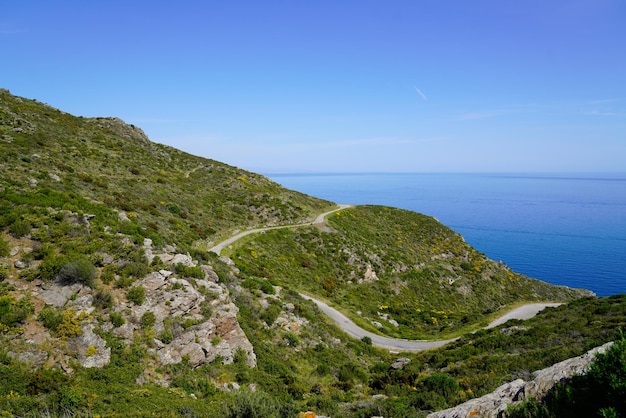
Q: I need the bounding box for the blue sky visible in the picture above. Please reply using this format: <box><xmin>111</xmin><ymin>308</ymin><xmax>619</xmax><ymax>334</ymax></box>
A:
<box><xmin>2</xmin><ymin>1</ymin><xmax>625</xmax><ymax>173</ymax></box>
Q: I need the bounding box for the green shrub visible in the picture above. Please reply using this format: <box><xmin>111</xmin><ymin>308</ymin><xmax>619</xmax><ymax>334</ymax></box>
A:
<box><xmin>109</xmin><ymin>311</ymin><xmax>125</xmax><ymax>327</ymax></box>
<box><xmin>100</xmin><ymin>268</ymin><xmax>115</xmax><ymax>284</ymax></box>
<box><xmin>140</xmin><ymin>311</ymin><xmax>156</xmax><ymax>329</ymax></box>
<box><xmin>0</xmin><ymin>236</ymin><xmax>9</xmax><ymax>257</ymax></box>
<box><xmin>0</xmin><ymin>294</ymin><xmax>34</xmax><ymax>329</ymax></box>
<box><xmin>222</xmin><ymin>390</ymin><xmax>285</xmax><ymax>418</ymax></box>
<box><xmin>284</xmin><ymin>332</ymin><xmax>300</xmax><ymax>347</ymax></box>
<box><xmin>174</xmin><ymin>263</ymin><xmax>205</xmax><ymax>280</ymax></box>
<box><xmin>242</xmin><ymin>277</ymin><xmax>275</xmax><ymax>295</ymax></box>
<box><xmin>120</xmin><ymin>261</ymin><xmax>150</xmax><ymax>279</ymax></box>
<box><xmin>159</xmin><ymin>330</ymin><xmax>173</xmax><ymax>344</ymax></box>
<box><xmin>38</xmin><ymin>306</ymin><xmax>63</xmax><ymax>331</ymax></box>
<box><xmin>36</xmin><ymin>254</ymin><xmax>66</xmax><ymax>282</ymax></box>
<box><xmin>92</xmin><ymin>289</ymin><xmax>114</xmax><ymax>309</ymax></box>
<box><xmin>127</xmin><ymin>286</ymin><xmax>145</xmax><ymax>305</ymax></box>
<box><xmin>260</xmin><ymin>303</ymin><xmax>281</xmax><ymax>326</ymax></box>
<box><xmin>58</xmin><ymin>256</ymin><xmax>96</xmax><ymax>287</ymax></box>
<box><xmin>31</xmin><ymin>243</ymin><xmax>54</xmax><ymax>260</ymax></box>
<box><xmin>0</xmin><ymin>265</ymin><xmax>9</xmax><ymax>282</ymax></box>
<box><xmin>9</xmin><ymin>219</ymin><xmax>31</xmax><ymax>238</ymax></box>
<box><xmin>56</xmin><ymin>310</ymin><xmax>83</xmax><ymax>338</ymax></box>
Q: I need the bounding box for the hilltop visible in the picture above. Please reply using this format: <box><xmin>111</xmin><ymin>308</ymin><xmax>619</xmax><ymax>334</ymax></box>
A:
<box><xmin>0</xmin><ymin>89</ymin><xmax>621</xmax><ymax>417</ymax></box>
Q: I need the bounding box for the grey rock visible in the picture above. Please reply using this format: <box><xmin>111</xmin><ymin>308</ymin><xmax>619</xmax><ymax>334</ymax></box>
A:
<box><xmin>112</xmin><ymin>321</ymin><xmax>136</xmax><ymax>340</ymax></box>
<box><xmin>67</xmin><ymin>324</ymin><xmax>111</xmax><ymax>368</ymax></box>
<box><xmin>14</xmin><ymin>259</ymin><xmax>29</xmax><ymax>269</ymax></box>
<box><xmin>8</xmin><ymin>348</ymin><xmax>48</xmax><ymax>367</ymax></box>
<box><xmin>170</xmin><ymin>253</ymin><xmax>195</xmax><ymax>267</ymax></box>
<box><xmin>391</xmin><ymin>357</ymin><xmax>411</xmax><ymax>370</ymax></box>
<box><xmin>518</xmin><ymin>342</ymin><xmax>613</xmax><ymax>401</ymax></box>
<box><xmin>201</xmin><ymin>265</ymin><xmax>219</xmax><ymax>282</ymax></box>
<box><xmin>141</xmin><ymin>271</ymin><xmax>168</xmax><ymax>292</ymax></box>
<box><xmin>427</xmin><ymin>342</ymin><xmax>614</xmax><ymax>418</ymax></box>
<box><xmin>429</xmin><ymin>380</ymin><xmax>525</xmax><ymax>418</ymax></box>
<box><xmin>39</xmin><ymin>282</ymin><xmax>83</xmax><ymax>308</ymax></box>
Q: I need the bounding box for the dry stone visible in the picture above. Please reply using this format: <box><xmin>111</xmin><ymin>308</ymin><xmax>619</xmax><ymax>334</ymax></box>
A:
<box><xmin>38</xmin><ymin>282</ymin><xmax>83</xmax><ymax>308</ymax></box>
<box><xmin>67</xmin><ymin>324</ymin><xmax>111</xmax><ymax>368</ymax></box>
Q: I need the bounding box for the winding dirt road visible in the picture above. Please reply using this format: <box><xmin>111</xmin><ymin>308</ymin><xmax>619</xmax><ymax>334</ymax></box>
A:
<box><xmin>300</xmin><ymin>294</ymin><xmax>560</xmax><ymax>351</ymax></box>
<box><xmin>209</xmin><ymin>204</ymin><xmax>561</xmax><ymax>351</ymax></box>
<box><xmin>208</xmin><ymin>204</ymin><xmax>352</xmax><ymax>255</ymax></box>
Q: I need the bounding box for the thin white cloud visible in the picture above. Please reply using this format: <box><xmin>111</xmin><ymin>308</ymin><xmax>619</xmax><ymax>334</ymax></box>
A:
<box><xmin>457</xmin><ymin>104</ymin><xmax>539</xmax><ymax>120</ymax></box>
<box><xmin>458</xmin><ymin>109</ymin><xmax>517</xmax><ymax>120</ymax></box>
<box><xmin>582</xmin><ymin>110</ymin><xmax>624</xmax><ymax>117</ymax></box>
<box><xmin>414</xmin><ymin>86</ymin><xmax>428</xmax><ymax>101</ymax></box>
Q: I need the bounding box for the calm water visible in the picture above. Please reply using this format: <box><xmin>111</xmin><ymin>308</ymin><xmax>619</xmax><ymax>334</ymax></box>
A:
<box><xmin>268</xmin><ymin>173</ymin><xmax>626</xmax><ymax>296</ymax></box>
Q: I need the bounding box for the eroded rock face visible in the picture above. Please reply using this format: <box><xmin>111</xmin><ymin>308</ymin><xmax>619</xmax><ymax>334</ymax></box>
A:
<box><xmin>427</xmin><ymin>342</ymin><xmax>614</xmax><ymax>418</ymax></box>
<box><xmin>155</xmin><ymin>301</ymin><xmax>256</xmax><ymax>369</ymax></box>
<box><xmin>115</xmin><ymin>261</ymin><xmax>256</xmax><ymax>370</ymax></box>
<box><xmin>3</xmin><ymin>240</ymin><xmax>257</xmax><ymax>375</ymax></box>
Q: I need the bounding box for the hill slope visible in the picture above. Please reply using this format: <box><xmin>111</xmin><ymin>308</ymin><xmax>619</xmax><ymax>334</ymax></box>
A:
<box><xmin>0</xmin><ymin>89</ymin><xmax>607</xmax><ymax>417</ymax></box>
<box><xmin>230</xmin><ymin>204</ymin><xmax>587</xmax><ymax>338</ymax></box>
<box><xmin>0</xmin><ymin>88</ymin><xmax>332</xmax><ymax>249</ymax></box>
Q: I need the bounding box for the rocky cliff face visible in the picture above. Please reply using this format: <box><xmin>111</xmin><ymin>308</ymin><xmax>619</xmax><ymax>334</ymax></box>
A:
<box><xmin>427</xmin><ymin>342</ymin><xmax>613</xmax><ymax>418</ymax></box>
<box><xmin>4</xmin><ymin>235</ymin><xmax>256</xmax><ymax>380</ymax></box>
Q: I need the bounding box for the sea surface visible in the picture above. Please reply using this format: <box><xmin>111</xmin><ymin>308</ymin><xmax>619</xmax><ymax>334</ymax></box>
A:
<box><xmin>268</xmin><ymin>173</ymin><xmax>626</xmax><ymax>297</ymax></box>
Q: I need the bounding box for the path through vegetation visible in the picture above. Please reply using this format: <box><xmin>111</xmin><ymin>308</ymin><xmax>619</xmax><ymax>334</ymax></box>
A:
<box><xmin>210</xmin><ymin>204</ymin><xmax>560</xmax><ymax>351</ymax></box>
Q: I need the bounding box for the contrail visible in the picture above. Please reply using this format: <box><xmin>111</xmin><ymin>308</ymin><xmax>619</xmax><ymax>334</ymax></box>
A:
<box><xmin>414</xmin><ymin>86</ymin><xmax>428</xmax><ymax>101</ymax></box>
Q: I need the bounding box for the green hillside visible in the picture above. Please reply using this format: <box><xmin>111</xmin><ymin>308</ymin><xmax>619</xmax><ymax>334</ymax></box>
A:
<box><xmin>0</xmin><ymin>89</ymin><xmax>621</xmax><ymax>417</ymax></box>
<box><xmin>230</xmin><ymin>205</ymin><xmax>585</xmax><ymax>339</ymax></box>
<box><xmin>0</xmin><ymin>88</ymin><xmax>332</xmax><ymax>249</ymax></box>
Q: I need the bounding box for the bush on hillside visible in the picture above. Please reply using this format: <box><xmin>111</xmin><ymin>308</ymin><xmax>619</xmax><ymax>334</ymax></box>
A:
<box><xmin>0</xmin><ymin>236</ymin><xmax>9</xmax><ymax>257</ymax></box>
<box><xmin>127</xmin><ymin>286</ymin><xmax>145</xmax><ymax>305</ymax></box>
<box><xmin>58</xmin><ymin>256</ymin><xmax>97</xmax><ymax>287</ymax></box>
<box><xmin>8</xmin><ymin>219</ymin><xmax>31</xmax><ymax>238</ymax></box>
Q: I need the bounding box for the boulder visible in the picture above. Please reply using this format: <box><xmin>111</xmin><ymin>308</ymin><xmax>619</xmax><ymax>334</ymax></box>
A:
<box><xmin>67</xmin><ymin>324</ymin><xmax>111</xmax><ymax>368</ymax></box>
<box><xmin>39</xmin><ymin>282</ymin><xmax>83</xmax><ymax>308</ymax></box>
<box><xmin>170</xmin><ymin>253</ymin><xmax>195</xmax><ymax>267</ymax></box>
<box><xmin>391</xmin><ymin>357</ymin><xmax>411</xmax><ymax>370</ymax></box>
<box><xmin>518</xmin><ymin>342</ymin><xmax>613</xmax><ymax>401</ymax></box>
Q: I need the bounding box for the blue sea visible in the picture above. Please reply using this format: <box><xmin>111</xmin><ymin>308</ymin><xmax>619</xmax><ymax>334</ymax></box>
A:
<box><xmin>268</xmin><ymin>173</ymin><xmax>626</xmax><ymax>297</ymax></box>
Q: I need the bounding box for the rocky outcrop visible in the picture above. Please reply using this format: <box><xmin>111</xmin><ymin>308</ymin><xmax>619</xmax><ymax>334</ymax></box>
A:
<box><xmin>112</xmin><ymin>250</ymin><xmax>256</xmax><ymax>369</ymax></box>
<box><xmin>427</xmin><ymin>342</ymin><xmax>613</xmax><ymax>418</ymax></box>
<box><xmin>66</xmin><ymin>324</ymin><xmax>111</xmax><ymax>368</ymax></box>
<box><xmin>4</xmin><ymin>237</ymin><xmax>256</xmax><ymax>373</ymax></box>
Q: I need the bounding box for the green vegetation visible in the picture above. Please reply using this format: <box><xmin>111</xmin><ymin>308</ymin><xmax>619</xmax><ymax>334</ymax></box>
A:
<box><xmin>0</xmin><ymin>89</ymin><xmax>331</xmax><ymax>252</ymax></box>
<box><xmin>0</xmin><ymin>89</ymin><xmax>621</xmax><ymax>417</ymax></box>
<box><xmin>127</xmin><ymin>285</ymin><xmax>146</xmax><ymax>305</ymax></box>
<box><xmin>231</xmin><ymin>205</ymin><xmax>585</xmax><ymax>339</ymax></box>
<box><xmin>58</xmin><ymin>255</ymin><xmax>97</xmax><ymax>287</ymax></box>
